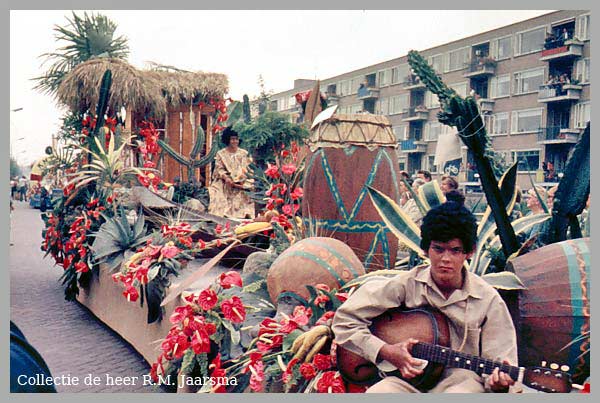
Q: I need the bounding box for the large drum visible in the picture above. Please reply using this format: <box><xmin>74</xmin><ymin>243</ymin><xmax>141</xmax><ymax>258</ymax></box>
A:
<box><xmin>302</xmin><ymin>114</ymin><xmax>401</xmax><ymax>271</ymax></box>
<box><xmin>507</xmin><ymin>238</ymin><xmax>590</xmax><ymax>385</ymax></box>
<box><xmin>266</xmin><ymin>237</ymin><xmax>366</xmax><ymax>304</ymax></box>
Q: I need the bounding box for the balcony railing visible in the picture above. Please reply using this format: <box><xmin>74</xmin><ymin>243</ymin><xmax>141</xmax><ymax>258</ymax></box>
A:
<box><xmin>402</xmin><ymin>107</ymin><xmax>429</xmax><ymax>121</ymax></box>
<box><xmin>402</xmin><ymin>75</ymin><xmax>426</xmax><ymax>89</ymax></box>
<box><xmin>400</xmin><ymin>139</ymin><xmax>427</xmax><ymax>153</ymax></box>
<box><xmin>541</xmin><ymin>38</ymin><xmax>583</xmax><ymax>61</ymax></box>
<box><xmin>537</xmin><ymin>126</ymin><xmax>580</xmax><ymax>143</ymax></box>
<box><xmin>357</xmin><ymin>86</ymin><xmax>379</xmax><ymax>100</ymax></box>
<box><xmin>464</xmin><ymin>59</ymin><xmax>496</xmax><ymax>77</ymax></box>
<box><xmin>538</xmin><ymin>83</ymin><xmax>582</xmax><ymax>102</ymax></box>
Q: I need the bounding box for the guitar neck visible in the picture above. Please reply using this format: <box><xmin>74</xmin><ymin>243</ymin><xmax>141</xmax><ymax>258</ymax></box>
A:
<box><xmin>412</xmin><ymin>342</ymin><xmax>521</xmax><ymax>380</ymax></box>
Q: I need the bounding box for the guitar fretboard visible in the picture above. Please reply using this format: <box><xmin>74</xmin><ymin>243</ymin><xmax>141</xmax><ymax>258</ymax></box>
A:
<box><xmin>412</xmin><ymin>342</ymin><xmax>520</xmax><ymax>380</ymax></box>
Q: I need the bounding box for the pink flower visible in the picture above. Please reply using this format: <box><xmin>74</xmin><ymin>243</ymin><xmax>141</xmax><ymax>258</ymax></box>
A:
<box><xmin>290</xmin><ymin>187</ymin><xmax>304</xmax><ymax>200</ymax></box>
<box><xmin>265</xmin><ymin>163</ymin><xmax>280</xmax><ymax>179</ymax></box>
<box><xmin>219</xmin><ymin>271</ymin><xmax>243</xmax><ymax>289</ymax></box>
<box><xmin>282</xmin><ymin>204</ymin><xmax>300</xmax><ymax>216</ymax></box>
<box><xmin>160</xmin><ymin>244</ymin><xmax>180</xmax><ymax>259</ymax></box>
<box><xmin>281</xmin><ymin>164</ymin><xmax>297</xmax><ymax>176</ymax></box>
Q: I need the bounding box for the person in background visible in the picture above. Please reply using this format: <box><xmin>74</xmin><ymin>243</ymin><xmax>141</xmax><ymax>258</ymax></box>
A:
<box><xmin>440</xmin><ymin>175</ymin><xmax>459</xmax><ymax>195</ymax></box>
<box><xmin>526</xmin><ymin>186</ymin><xmax>548</xmax><ymax>216</ymax></box>
<box><xmin>416</xmin><ymin>170</ymin><xmax>432</xmax><ymax>183</ymax></box>
<box><xmin>208</xmin><ymin>126</ymin><xmax>255</xmax><ymax>219</ymax></box>
<box><xmin>403</xmin><ymin>178</ymin><xmax>426</xmax><ymax>225</ymax></box>
<box><xmin>18</xmin><ymin>175</ymin><xmax>28</xmax><ymax>202</ymax></box>
<box><xmin>11</xmin><ymin>177</ymin><xmax>18</xmax><ymax>200</ymax></box>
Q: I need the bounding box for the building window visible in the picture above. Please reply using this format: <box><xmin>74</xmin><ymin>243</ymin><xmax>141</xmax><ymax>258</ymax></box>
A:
<box><xmin>392</xmin><ymin>64</ymin><xmax>410</xmax><ymax>85</ymax></box>
<box><xmin>425</xmin><ymin>90</ymin><xmax>440</xmax><ymax>109</ymax></box>
<box><xmin>573</xmin><ymin>102</ymin><xmax>590</xmax><ymax>128</ymax></box>
<box><xmin>490</xmin><ymin>74</ymin><xmax>511</xmax><ymax>98</ymax></box>
<box><xmin>447</xmin><ymin>47</ymin><xmax>470</xmax><ymax>72</ymax></box>
<box><xmin>393</xmin><ymin>125</ymin><xmax>408</xmax><ymax>141</ymax></box>
<box><xmin>378</xmin><ymin>69</ymin><xmax>391</xmax><ymax>87</ymax></box>
<box><xmin>338</xmin><ymin>80</ymin><xmax>350</xmax><ymax>96</ymax></box>
<box><xmin>429</xmin><ymin>54</ymin><xmax>444</xmax><ymax>73</ymax></box>
<box><xmin>491</xmin><ymin>35</ymin><xmax>512</xmax><ymax>60</ymax></box>
<box><xmin>427</xmin><ymin>155</ymin><xmax>438</xmax><ymax>173</ymax></box>
<box><xmin>511</xmin><ymin>108</ymin><xmax>543</xmax><ymax>134</ymax></box>
<box><xmin>288</xmin><ymin>95</ymin><xmax>296</xmax><ymax>109</ymax></box>
<box><xmin>278</xmin><ymin>98</ymin><xmax>288</xmax><ymax>111</ymax></box>
<box><xmin>425</xmin><ymin>121</ymin><xmax>442</xmax><ymax>141</ymax></box>
<box><xmin>487</xmin><ymin>112</ymin><xmax>509</xmax><ymax>135</ymax></box>
<box><xmin>377</xmin><ymin>98</ymin><xmax>389</xmax><ymax>115</ymax></box>
<box><xmin>450</xmin><ymin>81</ymin><xmax>468</xmax><ymax>98</ymax></box>
<box><xmin>350</xmin><ymin>77</ymin><xmax>362</xmax><ymax>95</ymax></box>
<box><xmin>389</xmin><ymin>94</ymin><xmax>410</xmax><ymax>115</ymax></box>
<box><xmin>513</xmin><ymin>67</ymin><xmax>544</xmax><ymax>95</ymax></box>
<box><xmin>576</xmin><ymin>14</ymin><xmax>590</xmax><ymax>40</ymax></box>
<box><xmin>575</xmin><ymin>58</ymin><xmax>590</xmax><ymax>84</ymax></box>
<box><xmin>515</xmin><ymin>26</ymin><xmax>546</xmax><ymax>56</ymax></box>
<box><xmin>512</xmin><ymin>150</ymin><xmax>540</xmax><ymax>172</ymax></box>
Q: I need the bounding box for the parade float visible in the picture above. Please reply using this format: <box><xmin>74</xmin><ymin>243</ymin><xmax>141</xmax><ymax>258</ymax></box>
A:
<box><xmin>38</xmin><ymin>43</ymin><xmax>590</xmax><ymax>393</ymax></box>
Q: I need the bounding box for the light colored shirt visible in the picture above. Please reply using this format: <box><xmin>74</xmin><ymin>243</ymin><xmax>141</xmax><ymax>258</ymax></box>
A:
<box><xmin>332</xmin><ymin>265</ymin><xmax>518</xmax><ymax>368</ymax></box>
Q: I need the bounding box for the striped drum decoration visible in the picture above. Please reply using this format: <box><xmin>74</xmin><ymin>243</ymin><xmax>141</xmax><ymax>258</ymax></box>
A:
<box><xmin>302</xmin><ymin>113</ymin><xmax>401</xmax><ymax>271</ymax></box>
<box><xmin>508</xmin><ymin>238</ymin><xmax>590</xmax><ymax>385</ymax></box>
<box><xmin>266</xmin><ymin>237</ymin><xmax>366</xmax><ymax>305</ymax></box>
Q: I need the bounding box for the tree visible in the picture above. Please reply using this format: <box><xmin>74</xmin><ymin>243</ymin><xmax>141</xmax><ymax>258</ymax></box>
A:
<box><xmin>33</xmin><ymin>11</ymin><xmax>129</xmax><ymax>97</ymax></box>
<box><xmin>10</xmin><ymin>156</ymin><xmax>22</xmax><ymax>178</ymax></box>
<box><xmin>255</xmin><ymin>75</ymin><xmax>272</xmax><ymax>116</ymax></box>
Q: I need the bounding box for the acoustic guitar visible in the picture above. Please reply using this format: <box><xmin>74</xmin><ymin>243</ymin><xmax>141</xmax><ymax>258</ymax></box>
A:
<box><xmin>336</xmin><ymin>307</ymin><xmax>574</xmax><ymax>393</ymax></box>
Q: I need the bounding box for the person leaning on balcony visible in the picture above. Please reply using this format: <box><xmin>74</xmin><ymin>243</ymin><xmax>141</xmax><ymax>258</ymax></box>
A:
<box><xmin>332</xmin><ymin>191</ymin><xmax>519</xmax><ymax>393</ymax></box>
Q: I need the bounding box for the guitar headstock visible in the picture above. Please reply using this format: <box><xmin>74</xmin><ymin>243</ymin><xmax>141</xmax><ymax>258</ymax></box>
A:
<box><xmin>523</xmin><ymin>365</ymin><xmax>572</xmax><ymax>393</ymax></box>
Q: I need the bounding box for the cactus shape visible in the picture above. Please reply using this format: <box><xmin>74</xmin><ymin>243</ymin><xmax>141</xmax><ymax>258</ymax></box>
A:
<box><xmin>158</xmin><ymin>125</ymin><xmax>217</xmax><ymax>182</ymax></box>
<box><xmin>407</xmin><ymin>50</ymin><xmax>519</xmax><ymax>258</ymax></box>
<box><xmin>243</xmin><ymin>94</ymin><xmax>251</xmax><ymax>123</ymax></box>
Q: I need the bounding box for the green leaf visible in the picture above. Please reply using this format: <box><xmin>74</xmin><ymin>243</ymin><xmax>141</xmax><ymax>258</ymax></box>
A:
<box><xmin>221</xmin><ymin>320</ymin><xmax>241</xmax><ymax>346</ymax></box>
<box><xmin>225</xmin><ymin>101</ymin><xmax>243</xmax><ymax>127</ymax></box>
<box><xmin>367</xmin><ymin>186</ymin><xmax>423</xmax><ymax>256</ymax></box>
<box><xmin>147</xmin><ymin>266</ymin><xmax>160</xmax><ymax>282</ymax></box>
<box><xmin>417</xmin><ymin>180</ymin><xmax>445</xmax><ymax>211</ymax></box>
<box><xmin>481</xmin><ymin>272</ymin><xmax>526</xmax><ymax>290</ymax></box>
<box><xmin>180</xmin><ymin>348</ymin><xmax>196</xmax><ymax>375</ymax></box>
<box><xmin>283</xmin><ymin>329</ymin><xmax>304</xmax><ymax>351</ymax></box>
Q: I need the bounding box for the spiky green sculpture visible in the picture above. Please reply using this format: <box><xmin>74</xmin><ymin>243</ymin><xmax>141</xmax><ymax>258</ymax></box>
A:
<box><xmin>157</xmin><ymin>125</ymin><xmax>217</xmax><ymax>183</ymax></box>
<box><xmin>243</xmin><ymin>94</ymin><xmax>252</xmax><ymax>123</ymax></box>
<box><xmin>407</xmin><ymin>50</ymin><xmax>519</xmax><ymax>257</ymax></box>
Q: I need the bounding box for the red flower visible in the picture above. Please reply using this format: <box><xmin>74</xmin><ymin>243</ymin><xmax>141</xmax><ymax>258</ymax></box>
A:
<box><xmin>315</xmin><ymin>284</ymin><xmax>330</xmax><ymax>292</ymax></box>
<box><xmin>282</xmin><ymin>357</ymin><xmax>300</xmax><ymax>384</ymax></box>
<box><xmin>265</xmin><ymin>163</ymin><xmax>280</xmax><ymax>179</ymax></box>
<box><xmin>219</xmin><ymin>271</ymin><xmax>243</xmax><ymax>289</ymax></box>
<box><xmin>123</xmin><ymin>285</ymin><xmax>139</xmax><ymax>302</ymax></box>
<box><xmin>244</xmin><ymin>354</ymin><xmax>265</xmax><ymax>392</ymax></box>
<box><xmin>314</xmin><ymin>295</ymin><xmax>330</xmax><ymax>306</ymax></box>
<box><xmin>258</xmin><ymin>318</ymin><xmax>280</xmax><ymax>336</ymax></box>
<box><xmin>191</xmin><ymin>327</ymin><xmax>212</xmax><ymax>354</ymax></box>
<box><xmin>299</xmin><ymin>363</ymin><xmax>317</xmax><ymax>380</ymax></box>
<box><xmin>316</xmin><ymin>371</ymin><xmax>346</xmax><ymax>393</ymax></box>
<box><xmin>290</xmin><ymin>187</ymin><xmax>304</xmax><ymax>200</ymax></box>
<box><xmin>169</xmin><ymin>305</ymin><xmax>194</xmax><ymax>324</ymax></box>
<box><xmin>143</xmin><ymin>161</ymin><xmax>156</xmax><ymax>168</ymax></box>
<box><xmin>135</xmin><ymin>267</ymin><xmax>149</xmax><ymax>284</ymax></box>
<box><xmin>257</xmin><ymin>334</ymin><xmax>283</xmax><ymax>352</ymax></box>
<box><xmin>74</xmin><ymin>261</ymin><xmax>89</xmax><ymax>273</ymax></box>
<box><xmin>316</xmin><ymin>311</ymin><xmax>336</xmax><ymax>326</ymax></box>
<box><xmin>281</xmin><ymin>163</ymin><xmax>297</xmax><ymax>176</ymax></box>
<box><xmin>291</xmin><ymin>306</ymin><xmax>312</xmax><ymax>326</ymax></box>
<box><xmin>198</xmin><ymin>288</ymin><xmax>218</xmax><ymax>311</ymax></box>
<box><xmin>312</xmin><ymin>354</ymin><xmax>333</xmax><ymax>371</ymax></box>
<box><xmin>335</xmin><ymin>292</ymin><xmax>349</xmax><ymax>303</ymax></box>
<box><xmin>209</xmin><ymin>354</ymin><xmax>227</xmax><ymax>393</ymax></box>
<box><xmin>220</xmin><ymin>296</ymin><xmax>246</xmax><ymax>323</ymax></box>
<box><xmin>582</xmin><ymin>382</ymin><xmax>591</xmax><ymax>393</ymax></box>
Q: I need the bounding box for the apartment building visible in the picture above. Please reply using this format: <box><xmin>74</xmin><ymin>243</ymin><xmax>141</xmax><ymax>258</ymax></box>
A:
<box><xmin>267</xmin><ymin>10</ymin><xmax>591</xmax><ymax>188</ymax></box>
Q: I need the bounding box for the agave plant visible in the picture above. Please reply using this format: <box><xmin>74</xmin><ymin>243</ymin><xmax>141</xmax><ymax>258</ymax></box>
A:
<box><xmin>67</xmin><ymin>133</ymin><xmax>145</xmax><ymax>200</ymax></box>
<box><xmin>89</xmin><ymin>207</ymin><xmax>149</xmax><ymax>272</ymax></box>
<box><xmin>367</xmin><ymin>166</ymin><xmax>550</xmax><ymax>290</ymax></box>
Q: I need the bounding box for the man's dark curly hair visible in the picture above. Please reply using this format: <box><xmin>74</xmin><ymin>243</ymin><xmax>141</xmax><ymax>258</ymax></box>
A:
<box><xmin>221</xmin><ymin>126</ymin><xmax>241</xmax><ymax>146</ymax></box>
<box><xmin>420</xmin><ymin>190</ymin><xmax>477</xmax><ymax>254</ymax></box>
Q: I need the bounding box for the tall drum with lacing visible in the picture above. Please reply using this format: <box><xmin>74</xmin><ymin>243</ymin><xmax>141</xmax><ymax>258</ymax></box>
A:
<box><xmin>302</xmin><ymin>113</ymin><xmax>401</xmax><ymax>271</ymax></box>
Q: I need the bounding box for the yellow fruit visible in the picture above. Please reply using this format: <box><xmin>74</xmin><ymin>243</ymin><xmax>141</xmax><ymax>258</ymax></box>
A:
<box><xmin>234</xmin><ymin>221</ymin><xmax>272</xmax><ymax>235</ymax></box>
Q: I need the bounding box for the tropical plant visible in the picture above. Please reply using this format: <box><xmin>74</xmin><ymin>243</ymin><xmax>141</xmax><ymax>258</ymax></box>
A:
<box><xmin>33</xmin><ymin>11</ymin><xmax>129</xmax><ymax>97</ymax></box>
<box><xmin>233</xmin><ymin>112</ymin><xmax>310</xmax><ymax>168</ymax></box>
<box><xmin>407</xmin><ymin>50</ymin><xmax>519</xmax><ymax>257</ymax></box>
<box><xmin>68</xmin><ymin>133</ymin><xmax>144</xmax><ymax>201</ymax></box>
<box><xmin>89</xmin><ymin>207</ymin><xmax>150</xmax><ymax>272</ymax></box>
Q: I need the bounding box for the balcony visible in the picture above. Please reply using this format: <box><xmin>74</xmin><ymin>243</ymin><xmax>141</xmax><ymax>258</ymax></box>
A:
<box><xmin>402</xmin><ymin>75</ymin><xmax>426</xmax><ymax>90</ymax></box>
<box><xmin>477</xmin><ymin>98</ymin><xmax>495</xmax><ymax>113</ymax></box>
<box><xmin>537</xmin><ymin>126</ymin><xmax>581</xmax><ymax>144</ymax></box>
<box><xmin>538</xmin><ymin>83</ymin><xmax>582</xmax><ymax>103</ymax></box>
<box><xmin>463</xmin><ymin>59</ymin><xmax>497</xmax><ymax>78</ymax></box>
<box><xmin>540</xmin><ymin>39</ymin><xmax>584</xmax><ymax>62</ymax></box>
<box><xmin>326</xmin><ymin>92</ymin><xmax>339</xmax><ymax>105</ymax></box>
<box><xmin>400</xmin><ymin>139</ymin><xmax>427</xmax><ymax>153</ymax></box>
<box><xmin>357</xmin><ymin>86</ymin><xmax>379</xmax><ymax>100</ymax></box>
<box><xmin>401</xmin><ymin>107</ymin><xmax>429</xmax><ymax>122</ymax></box>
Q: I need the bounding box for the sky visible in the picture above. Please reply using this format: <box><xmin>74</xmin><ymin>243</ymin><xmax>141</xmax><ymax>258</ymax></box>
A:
<box><xmin>10</xmin><ymin>9</ymin><xmax>552</xmax><ymax>168</ymax></box>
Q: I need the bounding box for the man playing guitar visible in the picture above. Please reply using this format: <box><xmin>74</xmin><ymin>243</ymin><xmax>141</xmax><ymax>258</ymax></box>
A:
<box><xmin>332</xmin><ymin>191</ymin><xmax>518</xmax><ymax>393</ymax></box>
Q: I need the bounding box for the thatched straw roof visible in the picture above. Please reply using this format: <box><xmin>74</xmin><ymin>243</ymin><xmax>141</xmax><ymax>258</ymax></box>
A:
<box><xmin>56</xmin><ymin>57</ymin><xmax>228</xmax><ymax>118</ymax></box>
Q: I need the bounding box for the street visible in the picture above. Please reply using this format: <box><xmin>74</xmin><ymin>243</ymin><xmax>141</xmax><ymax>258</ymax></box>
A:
<box><xmin>9</xmin><ymin>200</ymin><xmax>166</xmax><ymax>393</ymax></box>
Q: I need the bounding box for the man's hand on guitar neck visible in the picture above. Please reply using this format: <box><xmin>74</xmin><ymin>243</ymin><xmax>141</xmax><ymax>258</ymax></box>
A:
<box><xmin>377</xmin><ymin>338</ymin><xmax>424</xmax><ymax>379</ymax></box>
<box><xmin>487</xmin><ymin>361</ymin><xmax>515</xmax><ymax>393</ymax></box>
